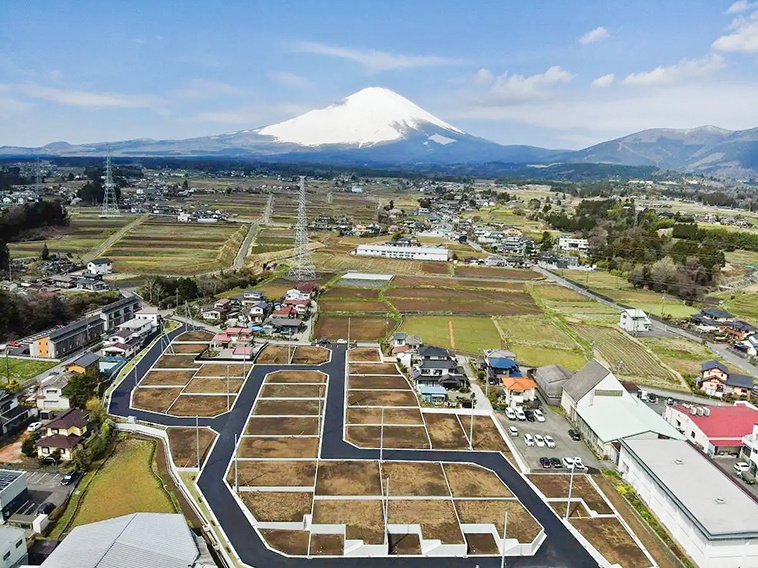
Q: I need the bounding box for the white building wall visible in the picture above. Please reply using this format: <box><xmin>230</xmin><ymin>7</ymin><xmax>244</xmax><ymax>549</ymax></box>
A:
<box><xmin>0</xmin><ymin>526</ymin><xmax>27</xmax><ymax>568</ymax></box>
<box><xmin>87</xmin><ymin>261</ymin><xmax>112</xmax><ymax>275</ymax></box>
<box><xmin>576</xmin><ymin>374</ymin><xmax>630</xmax><ymax>410</ymax></box>
<box><xmin>355</xmin><ymin>245</ymin><xmax>449</xmax><ymax>261</ymax></box>
<box><xmin>663</xmin><ymin>407</ymin><xmax>711</xmax><ymax>453</ymax></box>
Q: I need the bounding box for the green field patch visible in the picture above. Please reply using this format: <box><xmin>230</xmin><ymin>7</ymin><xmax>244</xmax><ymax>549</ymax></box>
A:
<box><xmin>720</xmin><ymin>291</ymin><xmax>758</xmax><ymax>326</ymax></box>
<box><xmin>639</xmin><ymin>336</ymin><xmax>724</xmax><ymax>379</ymax></box>
<box><xmin>400</xmin><ymin>316</ymin><xmax>502</xmax><ymax>353</ymax></box>
<box><xmin>0</xmin><ymin>358</ymin><xmax>57</xmax><ymax>383</ymax></box>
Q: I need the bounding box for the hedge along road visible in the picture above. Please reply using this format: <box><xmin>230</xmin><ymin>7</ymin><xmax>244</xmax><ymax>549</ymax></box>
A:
<box><xmin>112</xmin><ymin>336</ymin><xmax>599</xmax><ymax>568</ymax></box>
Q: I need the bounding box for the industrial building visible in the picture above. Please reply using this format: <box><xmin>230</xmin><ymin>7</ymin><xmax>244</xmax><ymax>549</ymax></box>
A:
<box><xmin>355</xmin><ymin>244</ymin><xmax>450</xmax><ymax>261</ymax></box>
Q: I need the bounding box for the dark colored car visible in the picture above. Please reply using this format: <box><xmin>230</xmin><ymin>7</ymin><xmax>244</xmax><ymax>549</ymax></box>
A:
<box><xmin>550</xmin><ymin>457</ymin><xmax>563</xmax><ymax>468</ymax></box>
<box><xmin>666</xmin><ymin>397</ymin><xmax>675</xmax><ymax>406</ymax></box>
<box><xmin>524</xmin><ymin>410</ymin><xmax>536</xmax><ymax>422</ymax></box>
<box><xmin>647</xmin><ymin>393</ymin><xmax>658</xmax><ymax>403</ymax></box>
<box><xmin>539</xmin><ymin>457</ymin><xmax>552</xmax><ymax>469</ymax></box>
<box><xmin>568</xmin><ymin>429</ymin><xmax>581</xmax><ymax>441</ymax></box>
<box><xmin>60</xmin><ymin>470</ymin><xmax>81</xmax><ymax>486</ymax></box>
<box><xmin>36</xmin><ymin>502</ymin><xmax>55</xmax><ymax>515</ymax></box>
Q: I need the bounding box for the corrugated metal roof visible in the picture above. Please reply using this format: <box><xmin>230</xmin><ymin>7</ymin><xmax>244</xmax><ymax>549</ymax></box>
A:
<box><xmin>578</xmin><ymin>397</ymin><xmax>684</xmax><ymax>443</ymax></box>
<box><xmin>562</xmin><ymin>359</ymin><xmax>611</xmax><ymax>402</ymax></box>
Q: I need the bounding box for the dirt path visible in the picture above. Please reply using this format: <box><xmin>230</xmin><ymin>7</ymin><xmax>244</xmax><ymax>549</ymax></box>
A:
<box><xmin>84</xmin><ymin>215</ymin><xmax>146</xmax><ymax>263</ymax></box>
<box><xmin>262</xmin><ymin>194</ymin><xmax>273</xmax><ymax>223</ymax></box>
<box><xmin>234</xmin><ymin>222</ymin><xmax>257</xmax><ymax>269</ymax></box>
<box><xmin>448</xmin><ymin>320</ymin><xmax>456</xmax><ymax>349</ymax></box>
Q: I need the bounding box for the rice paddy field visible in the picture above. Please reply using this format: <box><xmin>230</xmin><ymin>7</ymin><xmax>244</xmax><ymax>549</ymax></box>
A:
<box><xmin>182</xmin><ymin>192</ymin><xmax>270</xmax><ymax>221</ymax></box>
<box><xmin>638</xmin><ymin>336</ymin><xmax>724</xmax><ymax>379</ymax></box>
<box><xmin>494</xmin><ymin>315</ymin><xmax>588</xmax><ymax>370</ymax></box>
<box><xmin>248</xmin><ymin>226</ymin><xmax>295</xmax><ymax>256</ymax></box>
<box><xmin>103</xmin><ymin>216</ymin><xmax>247</xmax><ymax>274</ymax></box>
<box><xmin>399</xmin><ymin>316</ymin><xmax>502</xmax><ymax>354</ymax></box>
<box><xmin>717</xmin><ymin>290</ymin><xmax>758</xmax><ymax>326</ymax></box>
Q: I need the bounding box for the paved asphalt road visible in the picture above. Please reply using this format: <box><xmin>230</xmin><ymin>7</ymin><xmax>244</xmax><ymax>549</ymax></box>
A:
<box><xmin>112</xmin><ymin>337</ymin><xmax>599</xmax><ymax>567</ymax></box>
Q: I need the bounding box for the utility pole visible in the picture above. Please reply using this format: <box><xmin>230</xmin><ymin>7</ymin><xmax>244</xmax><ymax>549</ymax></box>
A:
<box><xmin>347</xmin><ymin>317</ymin><xmax>351</xmax><ymax>346</ymax></box>
<box><xmin>500</xmin><ymin>510</ymin><xmax>509</xmax><ymax>568</ymax></box>
<box><xmin>195</xmin><ymin>415</ymin><xmax>200</xmax><ymax>469</ymax></box>
<box><xmin>226</xmin><ymin>365</ymin><xmax>230</xmax><ymax>411</ymax></box>
<box><xmin>234</xmin><ymin>433</ymin><xmax>239</xmax><ymax>493</ymax></box>
<box><xmin>469</xmin><ymin>395</ymin><xmax>475</xmax><ymax>451</ymax></box>
<box><xmin>380</xmin><ymin>407</ymin><xmax>384</xmax><ymax>463</ymax></box>
<box><xmin>565</xmin><ymin>462</ymin><xmax>576</xmax><ymax>520</ymax></box>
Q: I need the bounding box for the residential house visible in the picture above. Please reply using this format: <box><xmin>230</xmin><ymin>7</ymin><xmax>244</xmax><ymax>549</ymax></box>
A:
<box><xmin>419</xmin><ymin>385</ymin><xmax>447</xmax><ymax>405</ymax></box>
<box><xmin>501</xmin><ymin>376</ymin><xmax>537</xmax><ymax>407</ymax></box>
<box><xmin>86</xmin><ymin>258</ymin><xmax>113</xmax><ymax>275</ymax></box>
<box><xmin>48</xmin><ymin>274</ymin><xmax>75</xmax><ymax>289</ymax></box>
<box><xmin>737</xmin><ymin>334</ymin><xmax>758</xmax><ymax>357</ymax></box>
<box><xmin>532</xmin><ymin>364</ymin><xmax>572</xmax><ymax>405</ymax></box>
<box><xmin>722</xmin><ymin>320</ymin><xmax>757</xmax><ymax>342</ymax></box>
<box><xmin>296</xmin><ymin>282</ymin><xmax>319</xmax><ymax>297</ymax></box>
<box><xmin>213</xmin><ymin>298</ymin><xmax>232</xmax><ymax>315</ymax></box>
<box><xmin>283</xmin><ymin>298</ymin><xmax>310</xmax><ymax>316</ymax></box>
<box><xmin>697</xmin><ymin>360</ymin><xmax>754</xmax><ymax>399</ymax></box>
<box><xmin>412</xmin><ymin>345</ymin><xmax>467</xmax><ymax>389</ymax></box>
<box><xmin>101</xmin><ymin>337</ymin><xmax>142</xmax><ymax>359</ymax></box>
<box><xmin>35</xmin><ymin>409</ymin><xmax>90</xmax><ymax>462</ymax></box>
<box><xmin>65</xmin><ymin>352</ymin><xmax>100</xmax><ymax>377</ymax></box>
<box><xmin>211</xmin><ymin>333</ymin><xmax>231</xmax><ymax>349</ymax></box>
<box><xmin>0</xmin><ymin>390</ymin><xmax>35</xmax><ymax>436</ymax></box>
<box><xmin>200</xmin><ymin>305</ymin><xmax>224</xmax><ymax>321</ymax></box>
<box><xmin>619</xmin><ymin>309</ymin><xmax>652</xmax><ymax>334</ymax></box>
<box><xmin>0</xmin><ymin>526</ymin><xmax>27</xmax><ymax>568</ymax></box>
<box><xmin>242</xmin><ymin>290</ymin><xmax>265</xmax><ymax>304</ymax></box>
<box><xmin>262</xmin><ymin>317</ymin><xmax>303</xmax><ymax>336</ymax></box>
<box><xmin>75</xmin><ymin>276</ymin><xmax>110</xmax><ymax>292</ymax></box>
<box><xmin>248</xmin><ymin>301</ymin><xmax>269</xmax><ymax>323</ymax></box>
<box><xmin>699</xmin><ymin>308</ymin><xmax>734</xmax><ymax>323</ymax></box>
<box><xmin>664</xmin><ymin>401</ymin><xmax>758</xmax><ymax>456</ymax></box>
<box><xmin>36</xmin><ymin>373</ymin><xmax>73</xmax><ymax>416</ymax></box>
<box><xmin>273</xmin><ymin>305</ymin><xmax>298</xmax><ymax>319</ymax></box>
<box><xmin>133</xmin><ymin>306</ymin><xmax>161</xmax><ymax>327</ymax></box>
<box><xmin>391</xmin><ymin>332</ymin><xmax>421</xmax><ymax>352</ymax></box>
<box><xmin>285</xmin><ymin>288</ymin><xmax>310</xmax><ymax>302</ymax></box>
<box><xmin>224</xmin><ymin>327</ymin><xmax>253</xmax><ymax>344</ymax></box>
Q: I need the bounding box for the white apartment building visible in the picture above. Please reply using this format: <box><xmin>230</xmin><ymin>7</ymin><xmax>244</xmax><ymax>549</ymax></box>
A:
<box><xmin>558</xmin><ymin>236</ymin><xmax>589</xmax><ymax>252</ymax></box>
<box><xmin>355</xmin><ymin>244</ymin><xmax>450</xmax><ymax>262</ymax></box>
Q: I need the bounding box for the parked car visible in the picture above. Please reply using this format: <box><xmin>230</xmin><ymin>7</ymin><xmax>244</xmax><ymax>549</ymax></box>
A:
<box><xmin>534</xmin><ymin>434</ymin><xmax>545</xmax><ymax>447</ymax></box>
<box><xmin>524</xmin><ymin>433</ymin><xmax>535</xmax><ymax>447</ymax></box>
<box><xmin>524</xmin><ymin>410</ymin><xmax>536</xmax><ymax>422</ymax></box>
<box><xmin>549</xmin><ymin>457</ymin><xmax>563</xmax><ymax>468</ymax></box>
<box><xmin>562</xmin><ymin>457</ymin><xmax>577</xmax><ymax>469</ymax></box>
<box><xmin>505</xmin><ymin>407</ymin><xmax>517</xmax><ymax>420</ymax></box>
<box><xmin>60</xmin><ymin>470</ymin><xmax>81</xmax><ymax>486</ymax></box>
<box><xmin>568</xmin><ymin>429</ymin><xmax>581</xmax><ymax>441</ymax></box>
<box><xmin>544</xmin><ymin>435</ymin><xmax>556</xmax><ymax>448</ymax></box>
<box><xmin>666</xmin><ymin>397</ymin><xmax>675</xmax><ymax>406</ymax></box>
<box><xmin>539</xmin><ymin>457</ymin><xmax>552</xmax><ymax>469</ymax></box>
<box><xmin>741</xmin><ymin>470</ymin><xmax>756</xmax><ymax>485</ymax></box>
<box><xmin>647</xmin><ymin>393</ymin><xmax>658</xmax><ymax>403</ymax></box>
<box><xmin>36</xmin><ymin>502</ymin><xmax>55</xmax><ymax>515</ymax></box>
<box><xmin>508</xmin><ymin>426</ymin><xmax>519</xmax><ymax>437</ymax></box>
<box><xmin>734</xmin><ymin>462</ymin><xmax>751</xmax><ymax>473</ymax></box>
<box><xmin>573</xmin><ymin>457</ymin><xmax>587</xmax><ymax>470</ymax></box>
<box><xmin>27</xmin><ymin>422</ymin><xmax>42</xmax><ymax>432</ymax></box>
<box><xmin>533</xmin><ymin>409</ymin><xmax>545</xmax><ymax>422</ymax></box>
<box><xmin>515</xmin><ymin>408</ymin><xmax>526</xmax><ymax>421</ymax></box>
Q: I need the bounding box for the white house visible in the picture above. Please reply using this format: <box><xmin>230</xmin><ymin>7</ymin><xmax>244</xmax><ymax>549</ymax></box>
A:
<box><xmin>743</xmin><ymin>423</ymin><xmax>758</xmax><ymax>473</ymax></box>
<box><xmin>557</xmin><ymin>236</ymin><xmax>589</xmax><ymax>252</ymax></box>
<box><xmin>355</xmin><ymin>244</ymin><xmax>450</xmax><ymax>262</ymax></box>
<box><xmin>36</xmin><ymin>373</ymin><xmax>72</xmax><ymax>414</ymax></box>
<box><xmin>87</xmin><ymin>258</ymin><xmax>113</xmax><ymax>275</ymax></box>
<box><xmin>619</xmin><ymin>308</ymin><xmax>652</xmax><ymax>334</ymax></box>
<box><xmin>619</xmin><ymin>438</ymin><xmax>758</xmax><ymax>568</ymax></box>
<box><xmin>133</xmin><ymin>307</ymin><xmax>161</xmax><ymax>327</ymax></box>
<box><xmin>284</xmin><ymin>289</ymin><xmax>310</xmax><ymax>302</ymax></box>
<box><xmin>0</xmin><ymin>526</ymin><xmax>27</xmax><ymax>568</ymax></box>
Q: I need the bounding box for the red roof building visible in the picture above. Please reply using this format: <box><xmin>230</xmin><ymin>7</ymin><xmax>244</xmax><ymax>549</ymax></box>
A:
<box><xmin>664</xmin><ymin>401</ymin><xmax>758</xmax><ymax>456</ymax></box>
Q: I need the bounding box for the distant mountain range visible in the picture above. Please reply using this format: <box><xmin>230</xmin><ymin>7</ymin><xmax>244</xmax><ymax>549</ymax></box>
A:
<box><xmin>2</xmin><ymin>87</ymin><xmax>757</xmax><ymax>179</ymax></box>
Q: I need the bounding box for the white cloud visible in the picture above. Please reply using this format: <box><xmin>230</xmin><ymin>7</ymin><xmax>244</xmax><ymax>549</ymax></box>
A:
<box><xmin>268</xmin><ymin>71</ymin><xmax>312</xmax><ymax>88</ymax></box>
<box><xmin>4</xmin><ymin>83</ymin><xmax>163</xmax><ymax>108</ymax></box>
<box><xmin>591</xmin><ymin>73</ymin><xmax>615</xmax><ymax>89</ymax></box>
<box><xmin>579</xmin><ymin>26</ymin><xmax>610</xmax><ymax>44</ymax></box>
<box><xmin>726</xmin><ymin>1</ymin><xmax>758</xmax><ymax>13</ymax></box>
<box><xmin>195</xmin><ymin>110</ymin><xmax>250</xmax><ymax>124</ymax></box>
<box><xmin>621</xmin><ymin>54</ymin><xmax>725</xmax><ymax>86</ymax></box>
<box><xmin>294</xmin><ymin>41</ymin><xmax>463</xmax><ymax>72</ymax></box>
<box><xmin>475</xmin><ymin>66</ymin><xmax>574</xmax><ymax>106</ymax></box>
<box><xmin>473</xmin><ymin>68</ymin><xmax>494</xmax><ymax>85</ymax></box>
<box><xmin>173</xmin><ymin>79</ymin><xmax>241</xmax><ymax>100</ymax></box>
<box><xmin>713</xmin><ymin>11</ymin><xmax>758</xmax><ymax>53</ymax></box>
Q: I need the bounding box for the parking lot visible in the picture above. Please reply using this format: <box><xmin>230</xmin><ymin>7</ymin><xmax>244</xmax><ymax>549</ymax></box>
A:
<box><xmin>495</xmin><ymin>405</ymin><xmax>604</xmax><ymax>473</ymax></box>
<box><xmin>12</xmin><ymin>471</ymin><xmax>75</xmax><ymax>519</ymax></box>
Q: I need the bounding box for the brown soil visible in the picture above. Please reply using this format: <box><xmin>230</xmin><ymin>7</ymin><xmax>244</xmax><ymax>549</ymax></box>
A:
<box><xmin>176</xmin><ymin>330</ymin><xmax>215</xmax><ymax>341</ymax></box>
<box><xmin>257</xmin><ymin>345</ymin><xmax>291</xmax><ymax>364</ymax></box>
<box><xmin>231</xmin><ymin>460</ymin><xmax>317</xmax><ymax>487</ymax></box>
<box><xmin>528</xmin><ymin>474</ymin><xmax>612</xmax><ymax>515</ymax></box>
<box><xmin>132</xmin><ymin>387</ymin><xmax>181</xmax><ymax>413</ymax></box>
<box><xmin>183</xmin><ymin>377</ymin><xmax>243</xmax><ymax>394</ymax></box>
<box><xmin>443</xmin><ymin>463</ymin><xmax>513</xmax><ymax>498</ymax></box>
<box><xmin>466</xmin><ymin>533</ymin><xmax>499</xmax><ymax>555</ymax></box>
<box><xmin>389</xmin><ymin>499</ymin><xmax>464</xmax><ymax>544</ymax></box>
<box><xmin>309</xmin><ymin>534</ymin><xmax>344</xmax><ymax>555</ymax></box>
<box><xmin>259</xmin><ymin>529</ymin><xmax>309</xmax><ymax>555</ymax></box>
<box><xmin>346</xmin><ymin>425</ymin><xmax>430</xmax><ymax>449</ymax></box>
<box><xmin>389</xmin><ymin>297</ymin><xmax>540</xmax><ymax>316</ymax></box>
<box><xmin>316</xmin><ymin>460</ymin><xmax>382</xmax><ymax>496</ymax></box>
<box><xmin>265</xmin><ymin>370</ymin><xmax>326</xmax><ymax>384</ymax></box>
<box><xmin>171</xmin><ymin>343</ymin><xmax>209</xmax><ymax>354</ymax></box>
<box><xmin>348</xmin><ymin>375</ymin><xmax>410</xmax><ymax>389</ymax></box>
<box><xmin>241</xmin><ymin>491</ymin><xmax>312</xmax><ymax>522</ymax></box>
<box><xmin>348</xmin><ymin>348</ymin><xmax>382</xmax><ymax>362</ymax></box>
<box><xmin>291</xmin><ymin>346</ymin><xmax>331</xmax><ymax>365</ymax></box>
<box><xmin>346</xmin><ymin>407</ymin><xmax>424</xmax><ymax>425</ymax></box>
<box><xmin>140</xmin><ymin>370</ymin><xmax>195</xmax><ymax>387</ymax></box>
<box><xmin>322</xmin><ymin>287</ymin><xmax>380</xmax><ymax>300</ymax></box>
<box><xmin>549</xmin><ymin>501</ymin><xmax>590</xmax><ymax>519</ymax></box>
<box><xmin>253</xmin><ymin>398</ymin><xmax>321</xmax><ymax>416</ymax></box>
<box><xmin>387</xmin><ymin>288</ymin><xmax>530</xmax><ymax>303</ymax></box>
<box><xmin>318</xmin><ymin>300</ymin><xmax>389</xmax><ymax>313</ymax></box>
<box><xmin>349</xmin><ymin>363</ymin><xmax>400</xmax><ymax>375</ymax></box>
<box><xmin>168</xmin><ymin>394</ymin><xmax>232</xmax><ymax>416</ymax></box>
<box><xmin>571</xmin><ymin>517</ymin><xmax>650</xmax><ymax>568</ymax></box>
<box><xmin>393</xmin><ymin>276</ymin><xmax>527</xmax><ymax>290</ymax></box>
<box><xmin>347</xmin><ymin>390</ymin><xmax>418</xmax><ymax>407</ymax></box>
<box><xmin>389</xmin><ymin>533</ymin><xmax>421</xmax><ymax>555</ymax></box>
<box><xmin>238</xmin><ymin>436</ymin><xmax>319</xmax><ymax>458</ymax></box>
<box><xmin>424</xmin><ymin>413</ymin><xmax>470</xmax><ymax>449</ymax></box>
<box><xmin>312</xmin><ymin>499</ymin><xmax>385</xmax><ymax>544</ymax></box>
<box><xmin>166</xmin><ymin>427</ymin><xmax>217</xmax><ymax>468</ymax></box>
<box><xmin>314</xmin><ymin>316</ymin><xmax>391</xmax><ymax>341</ymax></box>
<box><xmin>455</xmin><ymin>500</ymin><xmax>542</xmax><ymax>543</ymax></box>
<box><xmin>154</xmin><ymin>355</ymin><xmax>201</xmax><ymax>369</ymax></box>
<box><xmin>194</xmin><ymin>363</ymin><xmax>246</xmax><ymax>377</ymax></box>
<box><xmin>458</xmin><ymin>415</ymin><xmax>510</xmax><ymax>453</ymax></box>
<box><xmin>260</xmin><ymin>384</ymin><xmax>324</xmax><ymax>398</ymax></box>
<box><xmin>454</xmin><ymin>266</ymin><xmax>542</xmax><ymax>279</ymax></box>
<box><xmin>422</xmin><ymin>261</ymin><xmax>450</xmax><ymax>274</ymax></box>
<box><xmin>381</xmin><ymin>462</ymin><xmax>449</xmax><ymax>496</ymax></box>
<box><xmin>246</xmin><ymin>417</ymin><xmax>319</xmax><ymax>436</ymax></box>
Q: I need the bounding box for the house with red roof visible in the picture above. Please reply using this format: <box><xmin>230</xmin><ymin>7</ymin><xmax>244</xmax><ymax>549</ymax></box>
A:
<box><xmin>664</xmin><ymin>401</ymin><xmax>758</xmax><ymax>456</ymax></box>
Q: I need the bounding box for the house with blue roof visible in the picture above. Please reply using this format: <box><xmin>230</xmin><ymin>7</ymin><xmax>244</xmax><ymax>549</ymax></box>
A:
<box><xmin>483</xmin><ymin>349</ymin><xmax>521</xmax><ymax>384</ymax></box>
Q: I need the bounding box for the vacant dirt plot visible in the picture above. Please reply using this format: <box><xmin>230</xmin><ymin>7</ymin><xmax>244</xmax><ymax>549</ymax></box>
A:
<box><xmin>389</xmin><ymin>297</ymin><xmax>541</xmax><ymax>316</ymax></box>
<box><xmin>170</xmin><ymin>343</ymin><xmax>209</xmax><ymax>354</ymax></box>
<box><xmin>347</xmin><ymin>390</ymin><xmax>418</xmax><ymax>407</ymax></box>
<box><xmin>291</xmin><ymin>346</ymin><xmax>330</xmax><ymax>365</ymax></box>
<box><xmin>322</xmin><ymin>287</ymin><xmax>380</xmax><ymax>300</ymax></box>
<box><xmin>242</xmin><ymin>491</ymin><xmax>313</xmax><ymax>522</ymax></box>
<box><xmin>458</xmin><ymin>415</ymin><xmax>510</xmax><ymax>453</ymax></box>
<box><xmin>233</xmin><ymin>460</ymin><xmax>317</xmax><ymax>487</ymax></box>
<box><xmin>259</xmin><ymin>529</ymin><xmax>309</xmax><ymax>555</ymax></box>
<box><xmin>246</xmin><ymin>417</ymin><xmax>319</xmax><ymax>436</ymax></box>
<box><xmin>259</xmin><ymin>384</ymin><xmax>324</xmax><ymax>398</ymax></box>
<box><xmin>140</xmin><ymin>370</ymin><xmax>196</xmax><ymax>387</ymax></box>
<box><xmin>176</xmin><ymin>330</ymin><xmax>214</xmax><ymax>341</ymax></box>
<box><xmin>381</xmin><ymin>462</ymin><xmax>449</xmax><ymax>496</ymax></box>
<box><xmin>154</xmin><ymin>355</ymin><xmax>201</xmax><ymax>369</ymax></box>
<box><xmin>194</xmin><ymin>363</ymin><xmax>246</xmax><ymax>377</ymax></box>
<box><xmin>314</xmin><ymin>316</ymin><xmax>391</xmax><ymax>341</ymax></box>
<box><xmin>257</xmin><ymin>345</ymin><xmax>291</xmax><ymax>364</ymax></box>
<box><xmin>316</xmin><ymin>461</ymin><xmax>382</xmax><ymax>496</ymax></box>
<box><xmin>390</xmin><ymin>533</ymin><xmax>421</xmax><ymax>555</ymax></box>
<box><xmin>349</xmin><ymin>348</ymin><xmax>381</xmax><ymax>362</ymax></box>
<box><xmin>346</xmin><ymin>425</ymin><xmax>430</xmax><ymax>449</ymax></box>
<box><xmin>312</xmin><ymin>499</ymin><xmax>385</xmax><ymax>544</ymax></box>
<box><xmin>309</xmin><ymin>534</ymin><xmax>344</xmax><ymax>556</ymax></box>
<box><xmin>238</xmin><ymin>436</ymin><xmax>319</xmax><ymax>459</ymax></box>
<box><xmin>393</xmin><ymin>276</ymin><xmax>526</xmax><ymax>290</ymax></box>
<box><xmin>253</xmin><ymin>398</ymin><xmax>321</xmax><ymax>416</ymax></box>
<box><xmin>528</xmin><ymin>474</ymin><xmax>612</xmax><ymax>515</ymax></box>
<box><xmin>132</xmin><ymin>387</ymin><xmax>181</xmax><ymax>413</ymax></box>
<box><xmin>455</xmin><ymin>500</ymin><xmax>541</xmax><ymax>543</ymax></box>
<box><xmin>318</xmin><ymin>300</ymin><xmax>390</xmax><ymax>313</ymax></box>
<box><xmin>389</xmin><ymin>500</ymin><xmax>464</xmax><ymax>544</ymax></box>
<box><xmin>387</xmin><ymin>287</ymin><xmax>528</xmax><ymax>302</ymax></box>
<box><xmin>466</xmin><ymin>533</ymin><xmax>499</xmax><ymax>555</ymax></box>
<box><xmin>348</xmin><ymin>375</ymin><xmax>411</xmax><ymax>390</ymax></box>
<box><xmin>166</xmin><ymin>428</ymin><xmax>217</xmax><ymax>468</ymax></box>
<box><xmin>346</xmin><ymin>407</ymin><xmax>424</xmax><ymax>425</ymax></box>
<box><xmin>424</xmin><ymin>413</ymin><xmax>469</xmax><ymax>449</ymax></box>
<box><xmin>169</xmin><ymin>395</ymin><xmax>231</xmax><ymax>416</ymax></box>
<box><xmin>443</xmin><ymin>463</ymin><xmax>513</xmax><ymax>498</ymax></box>
<box><xmin>549</xmin><ymin>501</ymin><xmax>590</xmax><ymax>519</ymax></box>
<box><xmin>349</xmin><ymin>363</ymin><xmax>400</xmax><ymax>375</ymax></box>
<box><xmin>571</xmin><ymin>517</ymin><xmax>650</xmax><ymax>568</ymax></box>
<box><xmin>183</xmin><ymin>378</ymin><xmax>243</xmax><ymax>394</ymax></box>
<box><xmin>264</xmin><ymin>370</ymin><xmax>326</xmax><ymax>384</ymax></box>
<box><xmin>454</xmin><ymin>266</ymin><xmax>542</xmax><ymax>279</ymax></box>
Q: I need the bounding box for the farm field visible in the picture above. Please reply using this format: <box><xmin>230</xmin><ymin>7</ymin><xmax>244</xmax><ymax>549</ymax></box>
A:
<box><xmin>638</xmin><ymin>336</ymin><xmax>723</xmax><ymax>379</ymax></box>
<box><xmin>530</xmin><ymin>283</ymin><xmax>619</xmax><ymax>326</ymax></box>
<box><xmin>718</xmin><ymin>290</ymin><xmax>758</xmax><ymax>326</ymax></box>
<box><xmin>454</xmin><ymin>266</ymin><xmax>543</xmax><ymax>280</ymax></box>
<box><xmin>102</xmin><ymin>216</ymin><xmax>247</xmax><ymax>274</ymax></box>
<box><xmin>182</xmin><ymin>192</ymin><xmax>269</xmax><ymax>221</ymax></box>
<box><xmin>314</xmin><ymin>316</ymin><xmax>395</xmax><ymax>341</ymax></box>
<box><xmin>318</xmin><ymin>299</ymin><xmax>391</xmax><ymax>314</ymax></box>
<box><xmin>494</xmin><ymin>315</ymin><xmax>588</xmax><ymax>370</ymax></box>
<box><xmin>399</xmin><ymin>316</ymin><xmax>502</xmax><ymax>353</ymax></box>
<box><xmin>0</xmin><ymin>357</ymin><xmax>57</xmax><ymax>383</ymax></box>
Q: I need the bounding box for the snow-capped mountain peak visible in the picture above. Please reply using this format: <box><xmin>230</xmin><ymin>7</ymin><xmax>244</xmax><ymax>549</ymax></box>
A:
<box><xmin>256</xmin><ymin>86</ymin><xmax>463</xmax><ymax>147</ymax></box>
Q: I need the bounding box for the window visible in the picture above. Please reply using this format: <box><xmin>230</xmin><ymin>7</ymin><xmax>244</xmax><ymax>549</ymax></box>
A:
<box><xmin>3</xmin><ymin>551</ymin><xmax>10</xmax><ymax>560</ymax></box>
<box><xmin>15</xmin><ymin>540</ymin><xmax>21</xmax><ymax>548</ymax></box>
<box><xmin>690</xmin><ymin>431</ymin><xmax>696</xmax><ymax>439</ymax></box>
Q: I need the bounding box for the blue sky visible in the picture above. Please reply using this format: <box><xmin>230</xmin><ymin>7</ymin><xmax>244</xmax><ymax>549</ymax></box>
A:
<box><xmin>1</xmin><ymin>0</ymin><xmax>757</xmax><ymax>149</ymax></box>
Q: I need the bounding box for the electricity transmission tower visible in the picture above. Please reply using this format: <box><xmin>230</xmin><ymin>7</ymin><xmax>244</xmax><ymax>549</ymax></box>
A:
<box><xmin>100</xmin><ymin>155</ymin><xmax>121</xmax><ymax>217</ymax></box>
<box><xmin>287</xmin><ymin>176</ymin><xmax>315</xmax><ymax>282</ymax></box>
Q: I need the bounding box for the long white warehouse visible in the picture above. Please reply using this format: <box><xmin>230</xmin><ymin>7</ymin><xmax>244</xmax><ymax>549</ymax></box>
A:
<box><xmin>355</xmin><ymin>244</ymin><xmax>450</xmax><ymax>261</ymax></box>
